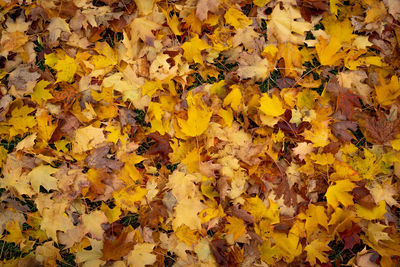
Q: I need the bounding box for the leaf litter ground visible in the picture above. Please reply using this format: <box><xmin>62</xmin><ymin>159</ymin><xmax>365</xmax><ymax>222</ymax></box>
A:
<box><xmin>0</xmin><ymin>0</ymin><xmax>400</xmax><ymax>266</ymax></box>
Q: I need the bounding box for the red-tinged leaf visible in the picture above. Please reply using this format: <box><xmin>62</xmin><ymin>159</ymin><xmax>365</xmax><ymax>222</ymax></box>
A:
<box><xmin>337</xmin><ymin>91</ymin><xmax>361</xmax><ymax>119</ymax></box>
<box><xmin>339</xmin><ymin>223</ymin><xmax>361</xmax><ymax>250</ymax></box>
<box><xmin>101</xmin><ymin>230</ymin><xmax>135</xmax><ymax>261</ymax></box>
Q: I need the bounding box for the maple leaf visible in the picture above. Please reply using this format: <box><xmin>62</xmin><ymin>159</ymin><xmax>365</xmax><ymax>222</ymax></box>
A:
<box><xmin>181</xmin><ymin>35</ymin><xmax>210</xmax><ymax>65</ymax></box>
<box><xmin>237</xmin><ymin>53</ymin><xmax>272</xmax><ymax>81</ymax></box>
<box><xmin>298</xmin><ymin>204</ymin><xmax>328</xmax><ymax>236</ymax></box>
<box><xmin>127</xmin><ymin>243</ymin><xmax>157</xmax><ymax>267</ymax></box>
<box><xmin>196</xmin><ymin>0</ymin><xmax>220</xmax><ymax>21</ymax></box>
<box><xmin>224</xmin><ymin>7</ymin><xmax>252</xmax><ymax>29</ymax></box>
<box><xmin>304</xmin><ymin>239</ymin><xmax>331</xmax><ymax>265</ymax></box>
<box><xmin>268</xmin><ymin>5</ymin><xmax>312</xmax><ymax>44</ymax></box>
<box><xmin>30</xmin><ymin>80</ymin><xmax>53</xmax><ymax>105</ymax></box>
<box><xmin>178</xmin><ymin>92</ymin><xmax>213</xmax><ymax>137</ymax></box>
<box><xmin>101</xmin><ymin>229</ymin><xmax>135</xmax><ymax>261</ymax></box>
<box><xmin>337</xmin><ymin>90</ymin><xmax>361</xmax><ymax>119</ymax></box>
<box><xmin>8</xmin><ymin>63</ymin><xmax>40</xmax><ymax>95</ymax></box>
<box><xmin>325</xmin><ymin>179</ymin><xmax>356</xmax><ymax>209</ymax></box>
<box><xmin>355</xmin><ymin>200</ymin><xmax>387</xmax><ymax>220</ymax></box>
<box><xmin>259</xmin><ymin>94</ymin><xmax>285</xmax><ymax>117</ymax></box>
<box><xmin>47</xmin><ymin>17</ymin><xmax>71</xmax><ymax>45</ymax></box>
<box><xmin>375</xmin><ymin>73</ymin><xmax>400</xmax><ymax>106</ymax></box>
<box><xmin>225</xmin><ymin>216</ymin><xmax>247</xmax><ymax>241</ymax></box>
<box><xmin>72</xmin><ymin>125</ymin><xmax>106</xmax><ymax>154</ymax></box>
<box><xmin>27</xmin><ymin>165</ymin><xmax>58</xmax><ymax>193</ymax></box>
<box><xmin>223</xmin><ymin>85</ymin><xmax>242</xmax><ymax>112</ymax></box>
<box><xmin>297</xmin><ymin>0</ymin><xmax>329</xmax><ymax>22</ymax></box>
<box><xmin>82</xmin><ymin>210</ymin><xmax>108</xmax><ymax>240</ymax></box>
<box><xmin>364</xmin><ymin>112</ymin><xmax>400</xmax><ymax>144</ymax></box>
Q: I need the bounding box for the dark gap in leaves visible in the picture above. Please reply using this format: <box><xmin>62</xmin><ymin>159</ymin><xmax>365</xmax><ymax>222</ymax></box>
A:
<box><xmin>120</xmin><ymin>213</ymin><xmax>140</xmax><ymax>228</ymax></box>
<box><xmin>305</xmin><ymin>31</ymin><xmax>315</xmax><ymax>40</ymax></box>
<box><xmin>92</xmin><ymin>0</ymin><xmax>107</xmax><ymax>7</ymax></box>
<box><xmin>18</xmin><ymin>195</ymin><xmax>38</xmax><ymax>213</ymax></box>
<box><xmin>0</xmin><ymin>240</ymin><xmax>22</xmax><ymax>261</ymax></box>
<box><xmin>1</xmin><ymin>137</ymin><xmax>23</xmax><ymax>152</ymax></box>
<box><xmin>135</xmin><ymin>162</ymin><xmax>145</xmax><ymax>169</ymax></box>
<box><xmin>137</xmin><ymin>137</ymin><xmax>155</xmax><ymax>155</ymax></box>
<box><xmin>134</xmin><ymin>109</ymin><xmax>150</xmax><ymax>127</ymax></box>
<box><xmin>166</xmin><ymin>163</ymin><xmax>179</xmax><ymax>173</ymax></box>
<box><xmin>99</xmin><ymin>28</ymin><xmax>123</xmax><ymax>48</ymax></box>
<box><xmin>314</xmin><ymin>22</ymin><xmax>325</xmax><ymax>30</ymax></box>
<box><xmin>241</xmin><ymin>4</ymin><xmax>253</xmax><ymax>16</ymax></box>
<box><xmin>257</xmin><ymin>69</ymin><xmax>280</xmax><ymax>92</ymax></box>
<box><xmin>84</xmin><ymin>198</ymin><xmax>103</xmax><ymax>211</ymax></box>
<box><xmin>350</xmin><ymin>126</ymin><xmax>372</xmax><ymax>149</ymax></box>
<box><xmin>164</xmin><ymin>251</ymin><xmax>176</xmax><ymax>267</ymax></box>
<box><xmin>207</xmin><ymin>229</ymin><xmax>215</xmax><ymax>237</ymax></box>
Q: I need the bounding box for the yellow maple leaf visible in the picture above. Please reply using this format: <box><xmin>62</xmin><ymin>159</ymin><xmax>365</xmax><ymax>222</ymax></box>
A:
<box><xmin>325</xmin><ymin>179</ymin><xmax>356</xmax><ymax>209</ymax></box>
<box><xmin>223</xmin><ymin>85</ymin><xmax>242</xmax><ymax>111</ymax></box>
<box><xmin>72</xmin><ymin>125</ymin><xmax>106</xmax><ymax>154</ymax></box>
<box><xmin>303</xmin><ymin>124</ymin><xmax>330</xmax><ymax>147</ymax></box>
<box><xmin>181</xmin><ymin>35</ymin><xmax>210</xmax><ymax>64</ymax></box>
<box><xmin>259</xmin><ymin>240</ymin><xmax>280</xmax><ymax>265</ymax></box>
<box><xmin>161</xmin><ymin>8</ymin><xmax>182</xmax><ymax>36</ymax></box>
<box><xmin>82</xmin><ymin>210</ymin><xmax>108</xmax><ymax>240</ymax></box>
<box><xmin>113</xmin><ymin>186</ymin><xmax>147</xmax><ymax>213</ymax></box>
<box><xmin>199</xmin><ymin>204</ymin><xmax>225</xmax><ymax>223</ymax></box>
<box><xmin>271</xmin><ymin>231</ymin><xmax>302</xmax><ymax>262</ymax></box>
<box><xmin>278</xmin><ymin>43</ymin><xmax>303</xmax><ymax>78</ymax></box>
<box><xmin>45</xmin><ymin>52</ymin><xmax>77</xmax><ymax>83</ymax></box>
<box><xmin>225</xmin><ymin>216</ymin><xmax>247</xmax><ymax>241</ymax></box>
<box><xmin>224</xmin><ymin>8</ymin><xmax>252</xmax><ymax>29</ymax></box>
<box><xmin>178</xmin><ymin>93</ymin><xmax>213</xmax><ymax>137</ymax></box>
<box><xmin>90</xmin><ymin>41</ymin><xmax>118</xmax><ymax>69</ymax></box>
<box><xmin>30</xmin><ymin>80</ymin><xmax>53</xmax><ymax>105</ymax></box>
<box><xmin>268</xmin><ymin>5</ymin><xmax>311</xmax><ymax>44</ymax></box>
<box><xmin>375</xmin><ymin>74</ymin><xmax>400</xmax><ymax>106</ymax></box>
<box><xmin>37</xmin><ymin>110</ymin><xmax>57</xmax><ymax>144</ymax></box>
<box><xmin>254</xmin><ymin>0</ymin><xmax>272</xmax><ymax>7</ymax></box>
<box><xmin>27</xmin><ymin>165</ymin><xmax>58</xmax><ymax>193</ymax></box>
<box><xmin>259</xmin><ymin>94</ymin><xmax>285</xmax><ymax>117</ymax></box>
<box><xmin>298</xmin><ymin>204</ymin><xmax>329</xmax><ymax>236</ymax></box>
<box><xmin>304</xmin><ymin>239</ymin><xmax>331</xmax><ymax>265</ymax></box>
<box><xmin>356</xmin><ymin>200</ymin><xmax>387</xmax><ymax>220</ymax></box>
<box><xmin>175</xmin><ymin>224</ymin><xmax>199</xmax><ymax>246</ymax></box>
<box><xmin>364</xmin><ymin>0</ymin><xmax>387</xmax><ymax>23</ymax></box>
<box><xmin>127</xmin><ymin>243</ymin><xmax>157</xmax><ymax>267</ymax></box>
<box><xmin>244</xmin><ymin>196</ymin><xmax>280</xmax><ymax>224</ymax></box>
<box><xmin>100</xmin><ymin>203</ymin><xmax>122</xmax><ymax>224</ymax></box>
<box><xmin>315</xmin><ymin>37</ymin><xmax>344</xmax><ymax>66</ymax></box>
<box><xmin>4</xmin><ymin>220</ymin><xmax>24</xmax><ymax>244</ymax></box>
<box><xmin>6</xmin><ymin>104</ymin><xmax>37</xmax><ymax>138</ymax></box>
<box><xmin>310</xmin><ymin>153</ymin><xmax>335</xmax><ymax>165</ymax></box>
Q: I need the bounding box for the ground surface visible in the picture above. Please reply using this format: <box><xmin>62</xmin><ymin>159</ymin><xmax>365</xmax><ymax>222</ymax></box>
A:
<box><xmin>0</xmin><ymin>0</ymin><xmax>400</xmax><ymax>266</ymax></box>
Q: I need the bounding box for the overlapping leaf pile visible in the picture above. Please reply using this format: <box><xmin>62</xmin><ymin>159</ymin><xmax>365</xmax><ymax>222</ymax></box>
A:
<box><xmin>1</xmin><ymin>0</ymin><xmax>400</xmax><ymax>266</ymax></box>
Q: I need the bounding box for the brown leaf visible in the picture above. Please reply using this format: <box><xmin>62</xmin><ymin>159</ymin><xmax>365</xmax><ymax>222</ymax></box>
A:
<box><xmin>337</xmin><ymin>91</ymin><xmax>361</xmax><ymax>119</ymax></box>
<box><xmin>196</xmin><ymin>0</ymin><xmax>220</xmax><ymax>21</ymax></box>
<box><xmin>274</xmin><ymin>176</ymin><xmax>298</xmax><ymax>207</ymax></box>
<box><xmin>331</xmin><ymin>121</ymin><xmax>358</xmax><ymax>141</ymax></box>
<box><xmin>86</xmin><ymin>145</ymin><xmax>123</xmax><ymax>171</ymax></box>
<box><xmin>138</xmin><ymin>200</ymin><xmax>168</xmax><ymax>228</ymax></box>
<box><xmin>8</xmin><ymin>64</ymin><xmax>40</xmax><ymax>97</ymax></box>
<box><xmin>227</xmin><ymin>205</ymin><xmax>255</xmax><ymax>224</ymax></box>
<box><xmin>101</xmin><ymin>230</ymin><xmax>135</xmax><ymax>261</ymax></box>
<box><xmin>119</xmin><ymin>107</ymin><xmax>137</xmax><ymax>128</ymax></box>
<box><xmin>297</xmin><ymin>0</ymin><xmax>329</xmax><ymax>22</ymax></box>
<box><xmin>364</xmin><ymin>112</ymin><xmax>400</xmax><ymax>144</ymax></box>
<box><xmin>210</xmin><ymin>239</ymin><xmax>230</xmax><ymax>267</ymax></box>
<box><xmin>146</xmin><ymin>133</ymin><xmax>172</xmax><ymax>164</ymax></box>
<box><xmin>353</xmin><ymin>186</ymin><xmax>376</xmax><ymax>209</ymax></box>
